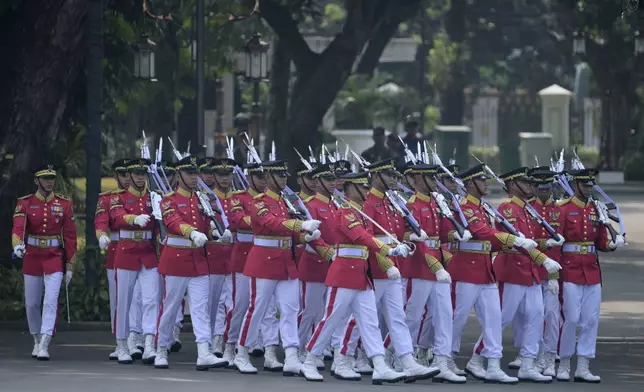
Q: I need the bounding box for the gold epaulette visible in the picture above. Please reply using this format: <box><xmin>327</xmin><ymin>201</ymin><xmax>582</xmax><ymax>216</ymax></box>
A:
<box><xmin>99</xmin><ymin>190</ymin><xmax>114</xmax><ymax>196</ymax></box>
<box><xmin>233</xmin><ymin>190</ymin><xmax>246</xmax><ymax>195</ymax></box>
<box><xmin>556</xmin><ymin>198</ymin><xmax>570</xmax><ymax>207</ymax></box>
<box><xmin>303</xmin><ymin>195</ymin><xmax>315</xmax><ymax>203</ymax></box>
<box><xmin>407</xmin><ymin>194</ymin><xmax>416</xmax><ymax>204</ymax></box>
<box><xmin>501</xmin><ymin>198</ymin><xmax>512</xmax><ymax>204</ymax></box>
<box><xmin>55</xmin><ymin>193</ymin><xmax>71</xmax><ymax>201</ymax></box>
<box><xmin>163</xmin><ymin>191</ymin><xmax>175</xmax><ymax>198</ymax></box>
<box><xmin>18</xmin><ymin>194</ymin><xmax>32</xmax><ymax>200</ymax></box>
<box><xmin>253</xmin><ymin>193</ymin><xmax>264</xmax><ymax>200</ymax></box>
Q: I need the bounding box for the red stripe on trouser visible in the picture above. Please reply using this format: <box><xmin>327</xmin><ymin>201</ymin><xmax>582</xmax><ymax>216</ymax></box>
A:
<box><xmin>223</xmin><ymin>273</ymin><xmax>237</xmax><ymax>342</ymax></box>
<box><xmin>306</xmin><ymin>287</ymin><xmax>338</xmax><ymax>352</ymax></box>
<box><xmin>340</xmin><ymin>318</ymin><xmax>357</xmax><ymax>355</ymax></box>
<box><xmin>297</xmin><ymin>281</ymin><xmax>307</xmax><ymax>327</ymax></box>
<box><xmin>113</xmin><ymin>271</ymin><xmax>118</xmax><ymax>336</ymax></box>
<box><xmin>154</xmin><ymin>275</ymin><xmax>167</xmax><ymax>346</ymax></box>
<box><xmin>475</xmin><ymin>282</ymin><xmax>504</xmax><ymax>355</ymax></box>
<box><xmin>239</xmin><ymin>277</ymin><xmax>257</xmax><ymax>346</ymax></box>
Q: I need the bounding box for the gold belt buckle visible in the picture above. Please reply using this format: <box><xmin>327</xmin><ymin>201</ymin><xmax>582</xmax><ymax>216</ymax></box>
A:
<box><xmin>580</xmin><ymin>245</ymin><xmax>588</xmax><ymax>254</ymax></box>
<box><xmin>39</xmin><ymin>239</ymin><xmax>47</xmax><ymax>248</ymax></box>
<box><xmin>280</xmin><ymin>240</ymin><xmax>289</xmax><ymax>249</ymax></box>
<box><xmin>134</xmin><ymin>231</ymin><xmax>143</xmax><ymax>241</ymax></box>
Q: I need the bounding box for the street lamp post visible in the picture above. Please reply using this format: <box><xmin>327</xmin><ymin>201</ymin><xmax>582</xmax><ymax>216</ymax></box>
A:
<box><xmin>243</xmin><ymin>33</ymin><xmax>269</xmax><ymax>144</ymax></box>
<box><xmin>134</xmin><ymin>34</ymin><xmax>157</xmax><ymax>81</ymax></box>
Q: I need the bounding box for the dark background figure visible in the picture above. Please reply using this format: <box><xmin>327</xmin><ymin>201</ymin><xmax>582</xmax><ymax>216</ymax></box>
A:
<box><xmin>233</xmin><ymin>112</ymin><xmax>252</xmax><ymax>164</ymax></box>
<box><xmin>361</xmin><ymin>126</ymin><xmax>396</xmax><ymax>164</ymax></box>
<box><xmin>401</xmin><ymin>113</ymin><xmax>425</xmax><ymax>157</ymax></box>
<box><xmin>386</xmin><ymin>131</ymin><xmax>406</xmax><ymax>168</ymax></box>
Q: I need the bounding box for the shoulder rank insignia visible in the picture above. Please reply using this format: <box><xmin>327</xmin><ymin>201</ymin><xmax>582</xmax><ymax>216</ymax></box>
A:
<box><xmin>345</xmin><ymin>212</ymin><xmax>356</xmax><ymax>222</ymax></box>
<box><xmin>18</xmin><ymin>194</ymin><xmax>33</xmax><ymax>200</ymax></box>
<box><xmin>14</xmin><ymin>204</ymin><xmax>23</xmax><ymax>213</ymax></box>
<box><xmin>463</xmin><ymin>209</ymin><xmax>474</xmax><ymax>218</ymax></box>
<box><xmin>503</xmin><ymin>208</ymin><xmax>513</xmax><ymax>218</ymax></box>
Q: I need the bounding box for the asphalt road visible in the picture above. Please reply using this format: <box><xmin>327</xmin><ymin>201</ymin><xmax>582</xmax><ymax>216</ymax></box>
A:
<box><xmin>0</xmin><ymin>193</ymin><xmax>642</xmax><ymax>391</ymax></box>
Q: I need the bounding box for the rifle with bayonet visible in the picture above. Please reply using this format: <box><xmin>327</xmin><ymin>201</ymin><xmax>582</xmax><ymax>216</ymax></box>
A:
<box><xmin>141</xmin><ymin>131</ymin><xmax>168</xmax><ymax>241</ymax></box>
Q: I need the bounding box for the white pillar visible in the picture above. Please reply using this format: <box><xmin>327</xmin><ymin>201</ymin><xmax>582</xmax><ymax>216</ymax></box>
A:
<box><xmin>538</xmin><ymin>84</ymin><xmax>572</xmax><ymax>151</ymax></box>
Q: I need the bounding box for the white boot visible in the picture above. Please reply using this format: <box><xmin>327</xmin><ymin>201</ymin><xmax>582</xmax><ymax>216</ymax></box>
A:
<box><xmin>136</xmin><ymin>333</ymin><xmax>145</xmax><ymax>352</ymax></box>
<box><xmin>332</xmin><ymin>349</ymin><xmax>361</xmax><ymax>381</ymax></box>
<box><xmin>211</xmin><ymin>334</ymin><xmax>224</xmax><ymax>357</ymax></box>
<box><xmin>31</xmin><ymin>334</ymin><xmax>40</xmax><ymax>358</ymax></box>
<box><xmin>154</xmin><ymin>346</ymin><xmax>169</xmax><ymax>369</ymax></box>
<box><xmin>283</xmin><ymin>347</ymin><xmax>301</xmax><ymax>376</ymax></box>
<box><xmin>127</xmin><ymin>332</ymin><xmax>143</xmax><ymax>360</ymax></box>
<box><xmin>384</xmin><ymin>347</ymin><xmax>395</xmax><ymax>368</ymax></box>
<box><xmin>36</xmin><ymin>334</ymin><xmax>52</xmax><ymax>361</ymax></box>
<box><xmin>233</xmin><ymin>345</ymin><xmax>258</xmax><ymax>374</ymax></box>
<box><xmin>400</xmin><ymin>353</ymin><xmax>441</xmax><ymax>383</ymax></box>
<box><xmin>432</xmin><ymin>355</ymin><xmax>467</xmax><ymax>384</ymax></box>
<box><xmin>414</xmin><ymin>347</ymin><xmax>428</xmax><ymax>367</ymax></box>
<box><xmin>574</xmin><ymin>356</ymin><xmax>601</xmax><ymax>383</ymax></box>
<box><xmin>427</xmin><ymin>347</ymin><xmax>434</xmax><ymax>365</ymax></box>
<box><xmin>518</xmin><ymin>357</ymin><xmax>553</xmax><ymax>383</ymax></box>
<box><xmin>446</xmin><ymin>355</ymin><xmax>467</xmax><ymax>376</ymax></box>
<box><xmin>250</xmin><ymin>331</ymin><xmax>264</xmax><ymax>357</ymax></box>
<box><xmin>535</xmin><ymin>345</ymin><xmax>546</xmax><ymax>373</ymax></box>
<box><xmin>222</xmin><ymin>342</ymin><xmax>236</xmax><ymax>369</ymax></box>
<box><xmin>393</xmin><ymin>354</ymin><xmax>403</xmax><ymax>372</ymax></box>
<box><xmin>196</xmin><ymin>341</ymin><xmax>229</xmax><ymax>371</ymax></box>
<box><xmin>354</xmin><ymin>347</ymin><xmax>373</xmax><ymax>375</ymax></box>
<box><xmin>263</xmin><ymin>345</ymin><xmax>284</xmax><ymax>372</ymax></box>
<box><xmin>141</xmin><ymin>334</ymin><xmax>156</xmax><ymax>364</ymax></box>
<box><xmin>485</xmin><ymin>357</ymin><xmax>519</xmax><ymax>384</ymax></box>
<box><xmin>543</xmin><ymin>352</ymin><xmax>556</xmax><ymax>377</ymax></box>
<box><xmin>371</xmin><ymin>354</ymin><xmax>407</xmax><ymax>385</ymax></box>
<box><xmin>508</xmin><ymin>354</ymin><xmax>522</xmax><ymax>369</ymax></box>
<box><xmin>170</xmin><ymin>325</ymin><xmax>182</xmax><ymax>353</ymax></box>
<box><xmin>556</xmin><ymin>357</ymin><xmax>571</xmax><ymax>381</ymax></box>
<box><xmin>465</xmin><ymin>353</ymin><xmax>486</xmax><ymax>380</ymax></box>
<box><xmin>116</xmin><ymin>339</ymin><xmax>133</xmax><ymax>364</ymax></box>
<box><xmin>109</xmin><ymin>346</ymin><xmax>119</xmax><ymax>361</ymax></box>
<box><xmin>323</xmin><ymin>345</ymin><xmax>333</xmax><ymax>361</ymax></box>
<box><xmin>301</xmin><ymin>353</ymin><xmax>324</xmax><ymax>382</ymax></box>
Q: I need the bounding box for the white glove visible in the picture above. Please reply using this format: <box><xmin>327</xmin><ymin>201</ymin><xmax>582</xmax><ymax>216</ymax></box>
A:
<box><xmin>454</xmin><ymin>230</ymin><xmax>473</xmax><ymax>243</ymax></box>
<box><xmin>210</xmin><ymin>221</ymin><xmax>217</xmax><ymax>231</ymax></box>
<box><xmin>388</xmin><ymin>243</ymin><xmax>411</xmax><ymax>257</ymax></box>
<box><xmin>518</xmin><ymin>232</ymin><xmax>526</xmax><ymax>238</ymax></box>
<box><xmin>13</xmin><ymin>244</ymin><xmax>25</xmax><ymax>258</ymax></box>
<box><xmin>98</xmin><ymin>235</ymin><xmax>110</xmax><ymax>250</ymax></box>
<box><xmin>330</xmin><ymin>250</ymin><xmax>337</xmax><ymax>262</ymax></box>
<box><xmin>302</xmin><ymin>219</ymin><xmax>322</xmax><ymax>232</ymax></box>
<box><xmin>65</xmin><ymin>270</ymin><xmax>73</xmax><ymax>286</ymax></box>
<box><xmin>190</xmin><ymin>231</ymin><xmax>208</xmax><ymax>247</ymax></box>
<box><xmin>546</xmin><ymin>234</ymin><xmax>565</xmax><ymax>248</ymax></box>
<box><xmin>543</xmin><ymin>258</ymin><xmax>562</xmax><ymax>274</ymax></box>
<box><xmin>133</xmin><ymin>214</ymin><xmax>151</xmax><ymax>227</ymax></box>
<box><xmin>514</xmin><ymin>236</ymin><xmax>538</xmax><ymax>251</ymax></box>
<box><xmin>435</xmin><ymin>269</ymin><xmax>452</xmax><ymax>283</ymax></box>
<box><xmin>304</xmin><ymin>229</ymin><xmax>321</xmax><ymax>242</ymax></box>
<box><xmin>409</xmin><ymin>230</ymin><xmax>428</xmax><ymax>242</ymax></box>
<box><xmin>386</xmin><ymin>266</ymin><xmax>401</xmax><ymax>280</ymax></box>
<box><xmin>150</xmin><ymin>192</ymin><xmax>163</xmax><ymax>220</ymax></box>
<box><xmin>220</xmin><ymin>229</ymin><xmax>233</xmax><ymax>243</ymax></box>
<box><xmin>609</xmin><ymin>234</ymin><xmax>626</xmax><ymax>250</ymax></box>
<box><xmin>547</xmin><ymin>279</ymin><xmax>559</xmax><ymax>295</ymax></box>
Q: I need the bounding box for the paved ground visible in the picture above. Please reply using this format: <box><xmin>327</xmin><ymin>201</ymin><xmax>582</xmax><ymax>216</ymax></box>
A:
<box><xmin>1</xmin><ymin>194</ymin><xmax>642</xmax><ymax>391</ymax></box>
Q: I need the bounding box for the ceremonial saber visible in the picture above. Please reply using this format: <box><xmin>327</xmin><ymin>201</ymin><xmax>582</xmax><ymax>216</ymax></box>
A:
<box><xmin>65</xmin><ymin>281</ymin><xmax>71</xmax><ymax>325</ymax></box>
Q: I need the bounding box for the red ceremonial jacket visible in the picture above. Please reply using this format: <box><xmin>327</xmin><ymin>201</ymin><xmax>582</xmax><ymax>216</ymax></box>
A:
<box><xmin>449</xmin><ymin>194</ymin><xmax>518</xmax><ymax>285</ymax></box>
<box><xmin>110</xmin><ymin>186</ymin><xmax>158</xmax><ymax>271</ymax></box>
<box><xmin>205</xmin><ymin>187</ymin><xmax>235</xmax><ymax>275</ymax></box>
<box><xmin>297</xmin><ymin>193</ymin><xmax>337</xmax><ymax>283</ymax></box>
<box><xmin>362</xmin><ymin>188</ymin><xmax>405</xmax><ymax>280</ymax></box>
<box><xmin>12</xmin><ymin>192</ymin><xmax>77</xmax><ymax>276</ymax></box>
<box><xmin>558</xmin><ymin>196</ymin><xmax>613</xmax><ymax>285</ymax></box>
<box><xmin>529</xmin><ymin>196</ymin><xmax>563</xmax><ymax>281</ymax></box>
<box><xmin>95</xmin><ymin>190</ymin><xmax>125</xmax><ymax>269</ymax></box>
<box><xmin>228</xmin><ymin>188</ymin><xmax>261</xmax><ymax>274</ymax></box>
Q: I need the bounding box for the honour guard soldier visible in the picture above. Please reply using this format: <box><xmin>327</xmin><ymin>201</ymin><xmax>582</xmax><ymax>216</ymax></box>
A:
<box><xmin>233</xmin><ymin>159</ymin><xmax>324</xmax><ymax>376</ymax></box>
<box><xmin>110</xmin><ymin>158</ymin><xmax>160</xmax><ymax>365</ymax></box>
<box><xmin>95</xmin><ymin>159</ymin><xmax>131</xmax><ymax>360</ymax></box>
<box><xmin>300</xmin><ymin>162</ymin><xmax>408</xmax><ymax>384</ymax></box>
<box><xmin>12</xmin><ymin>163</ymin><xmax>77</xmax><ymax>360</ymax></box>
<box><xmin>471</xmin><ymin>167</ymin><xmax>562</xmax><ymax>383</ymax></box>
<box><xmin>154</xmin><ymin>156</ymin><xmax>229</xmax><ymax>370</ymax></box>
<box><xmin>401</xmin><ymin>162</ymin><xmax>467</xmax><ymax>383</ymax></box>
<box><xmin>556</xmin><ymin>168</ymin><xmax>625</xmax><ymax>382</ymax></box>
<box><xmin>294</xmin><ymin>160</ymin><xmax>318</xmax><ymax>265</ymax></box>
<box><xmin>449</xmin><ymin>164</ymin><xmax>536</xmax><ymax>384</ymax></box>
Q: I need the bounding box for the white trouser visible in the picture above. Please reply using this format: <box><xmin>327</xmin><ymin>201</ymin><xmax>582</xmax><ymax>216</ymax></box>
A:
<box><xmin>175</xmin><ymin>297</ymin><xmax>185</xmax><ymax>327</ymax></box>
<box><xmin>156</xmin><ymin>275</ymin><xmax>210</xmax><ymax>348</ymax></box>
<box><xmin>511</xmin><ymin>307</ymin><xmax>525</xmax><ymax>350</ymax></box>
<box><xmin>452</xmin><ymin>282</ymin><xmax>502</xmax><ymax>358</ymax></box>
<box><xmin>332</xmin><ymin>316</ymin><xmax>356</xmax><ymax>352</ymax></box>
<box><xmin>298</xmin><ymin>281</ymin><xmax>327</xmax><ymax>349</ymax></box>
<box><xmin>405</xmin><ymin>279</ymin><xmax>453</xmax><ymax>356</ymax></box>
<box><xmin>208</xmin><ymin>274</ymin><xmax>227</xmax><ymax>337</ymax></box>
<box><xmin>259</xmin><ymin>294</ymin><xmax>280</xmax><ymax>347</ymax></box>
<box><xmin>541</xmin><ymin>280</ymin><xmax>561</xmax><ymax>354</ymax></box>
<box><xmin>213</xmin><ymin>274</ymin><xmax>232</xmax><ymax>336</ymax></box>
<box><xmin>307</xmin><ymin>287</ymin><xmax>385</xmax><ymax>358</ymax></box>
<box><xmin>24</xmin><ymin>272</ymin><xmax>63</xmax><ymax>336</ymax></box>
<box><xmin>107</xmin><ymin>268</ymin><xmax>117</xmax><ymax>334</ymax></box>
<box><xmin>417</xmin><ymin>305</ymin><xmax>434</xmax><ymax>349</ymax></box>
<box><xmin>115</xmin><ymin>267</ymin><xmax>159</xmax><ymax>340</ymax></box>
<box><xmin>107</xmin><ymin>269</ymin><xmax>143</xmax><ymax>335</ymax></box>
<box><xmin>473</xmin><ymin>283</ymin><xmax>544</xmax><ymax>359</ymax></box>
<box><xmin>560</xmin><ymin>282</ymin><xmax>601</xmax><ymax>358</ymax></box>
<box><xmin>128</xmin><ymin>279</ymin><xmax>143</xmax><ymax>334</ymax></box>
<box><xmin>238</xmin><ymin>278</ymin><xmax>299</xmax><ymax>349</ymax></box>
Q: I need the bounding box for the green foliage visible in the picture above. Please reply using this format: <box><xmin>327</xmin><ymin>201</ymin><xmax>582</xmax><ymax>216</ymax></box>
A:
<box><xmin>469</xmin><ymin>145</ymin><xmax>500</xmax><ymax>173</ymax></box>
<box><xmin>575</xmin><ymin>145</ymin><xmax>600</xmax><ymax>168</ymax></box>
<box><xmin>619</xmin><ymin>151</ymin><xmax>644</xmax><ymax>181</ymax></box>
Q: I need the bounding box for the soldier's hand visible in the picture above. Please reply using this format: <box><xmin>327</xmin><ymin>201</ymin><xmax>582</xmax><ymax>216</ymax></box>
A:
<box><xmin>388</xmin><ymin>243</ymin><xmax>411</xmax><ymax>257</ymax></box>
<box><xmin>455</xmin><ymin>230</ymin><xmax>473</xmax><ymax>242</ymax></box>
<box><xmin>304</xmin><ymin>229</ymin><xmax>321</xmax><ymax>242</ymax></box>
<box><xmin>543</xmin><ymin>258</ymin><xmax>562</xmax><ymax>273</ymax></box>
<box><xmin>98</xmin><ymin>235</ymin><xmax>110</xmax><ymax>250</ymax></box>
<box><xmin>386</xmin><ymin>266</ymin><xmax>401</xmax><ymax>280</ymax></box>
<box><xmin>189</xmin><ymin>231</ymin><xmax>208</xmax><ymax>247</ymax></box>
<box><xmin>302</xmin><ymin>219</ymin><xmax>321</xmax><ymax>232</ymax></box>
<box><xmin>435</xmin><ymin>269</ymin><xmax>452</xmax><ymax>283</ymax></box>
<box><xmin>547</xmin><ymin>279</ymin><xmax>559</xmax><ymax>295</ymax></box>
<box><xmin>609</xmin><ymin>234</ymin><xmax>626</xmax><ymax>250</ymax></box>
<box><xmin>546</xmin><ymin>234</ymin><xmax>565</xmax><ymax>248</ymax></box>
<box><xmin>410</xmin><ymin>230</ymin><xmax>428</xmax><ymax>242</ymax></box>
<box><xmin>133</xmin><ymin>214</ymin><xmax>151</xmax><ymax>227</ymax></box>
<box><xmin>515</xmin><ymin>236</ymin><xmax>538</xmax><ymax>251</ymax></box>
<box><xmin>13</xmin><ymin>244</ymin><xmax>26</xmax><ymax>258</ymax></box>
<box><xmin>220</xmin><ymin>229</ymin><xmax>233</xmax><ymax>243</ymax></box>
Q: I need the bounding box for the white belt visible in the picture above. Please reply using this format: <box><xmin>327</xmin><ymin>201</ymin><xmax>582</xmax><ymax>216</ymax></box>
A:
<box><xmin>166</xmin><ymin>237</ymin><xmax>195</xmax><ymax>248</ymax></box>
<box><xmin>562</xmin><ymin>244</ymin><xmax>596</xmax><ymax>254</ymax></box>
<box><xmin>27</xmin><ymin>237</ymin><xmax>60</xmax><ymax>248</ymax></box>
<box><xmin>119</xmin><ymin>230</ymin><xmax>153</xmax><ymax>241</ymax></box>
<box><xmin>424</xmin><ymin>239</ymin><xmax>440</xmax><ymax>249</ymax></box>
<box><xmin>337</xmin><ymin>248</ymin><xmax>368</xmax><ymax>259</ymax></box>
<box><xmin>236</xmin><ymin>232</ymin><xmax>254</xmax><ymax>243</ymax></box>
<box><xmin>376</xmin><ymin>235</ymin><xmax>396</xmax><ymax>245</ymax></box>
<box><xmin>253</xmin><ymin>237</ymin><xmax>292</xmax><ymax>249</ymax></box>
<box><xmin>456</xmin><ymin>241</ymin><xmax>491</xmax><ymax>252</ymax></box>
<box><xmin>110</xmin><ymin>233</ymin><xmax>120</xmax><ymax>242</ymax></box>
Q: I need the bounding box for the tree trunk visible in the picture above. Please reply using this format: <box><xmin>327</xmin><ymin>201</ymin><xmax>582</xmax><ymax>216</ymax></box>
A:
<box><xmin>0</xmin><ymin>0</ymin><xmax>86</xmax><ymax>263</ymax></box>
<box><xmin>441</xmin><ymin>0</ymin><xmax>466</xmax><ymax>125</ymax></box>
<box><xmin>266</xmin><ymin>39</ymin><xmax>291</xmax><ymax>161</ymax></box>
